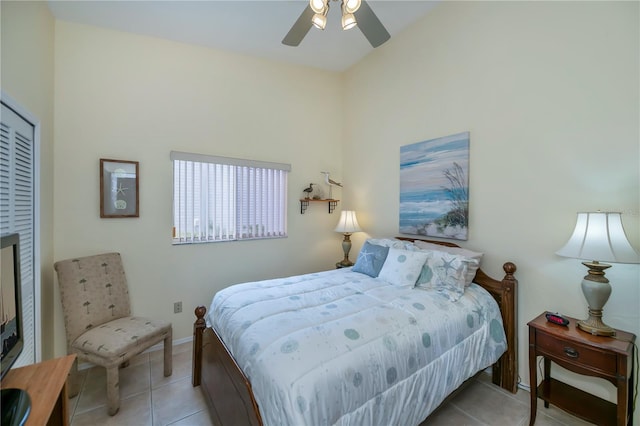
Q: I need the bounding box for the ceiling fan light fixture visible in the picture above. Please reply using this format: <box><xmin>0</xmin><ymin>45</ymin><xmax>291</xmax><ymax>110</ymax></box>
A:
<box><xmin>343</xmin><ymin>0</ymin><xmax>361</xmax><ymax>14</ymax></box>
<box><xmin>310</xmin><ymin>0</ymin><xmax>327</xmax><ymax>14</ymax></box>
<box><xmin>283</xmin><ymin>0</ymin><xmax>390</xmax><ymax>48</ymax></box>
<box><xmin>312</xmin><ymin>12</ymin><xmax>328</xmax><ymax>30</ymax></box>
<box><xmin>341</xmin><ymin>12</ymin><xmax>357</xmax><ymax>30</ymax></box>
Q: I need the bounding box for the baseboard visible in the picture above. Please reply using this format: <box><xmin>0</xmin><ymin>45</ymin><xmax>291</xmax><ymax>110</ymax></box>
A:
<box><xmin>483</xmin><ymin>366</ymin><xmax>530</xmax><ymax>393</ymax></box>
<box><xmin>77</xmin><ymin>336</ymin><xmax>193</xmax><ymax>371</ymax></box>
<box><xmin>145</xmin><ymin>335</ymin><xmax>192</xmax><ymax>353</ymax></box>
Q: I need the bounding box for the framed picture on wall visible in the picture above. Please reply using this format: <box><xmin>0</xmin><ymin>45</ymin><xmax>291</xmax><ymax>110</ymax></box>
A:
<box><xmin>400</xmin><ymin>132</ymin><xmax>469</xmax><ymax>240</ymax></box>
<box><xmin>100</xmin><ymin>159</ymin><xmax>139</xmax><ymax>218</ymax></box>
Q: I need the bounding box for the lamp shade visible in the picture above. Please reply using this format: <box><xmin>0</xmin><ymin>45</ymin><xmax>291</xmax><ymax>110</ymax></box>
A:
<box><xmin>312</xmin><ymin>12</ymin><xmax>327</xmax><ymax>30</ymax></box>
<box><xmin>334</xmin><ymin>210</ymin><xmax>362</xmax><ymax>234</ymax></box>
<box><xmin>342</xmin><ymin>12</ymin><xmax>357</xmax><ymax>30</ymax></box>
<box><xmin>343</xmin><ymin>0</ymin><xmax>361</xmax><ymax>14</ymax></box>
<box><xmin>556</xmin><ymin>212</ymin><xmax>639</xmax><ymax>263</ymax></box>
<box><xmin>310</xmin><ymin>0</ymin><xmax>327</xmax><ymax>14</ymax></box>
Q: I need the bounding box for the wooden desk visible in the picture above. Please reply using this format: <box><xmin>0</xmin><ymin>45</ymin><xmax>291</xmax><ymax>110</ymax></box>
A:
<box><xmin>1</xmin><ymin>355</ymin><xmax>76</xmax><ymax>426</ymax></box>
<box><xmin>528</xmin><ymin>313</ymin><xmax>635</xmax><ymax>426</ymax></box>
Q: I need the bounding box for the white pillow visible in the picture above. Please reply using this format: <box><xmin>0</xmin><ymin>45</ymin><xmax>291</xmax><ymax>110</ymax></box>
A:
<box><xmin>366</xmin><ymin>238</ymin><xmax>417</xmax><ymax>251</ymax></box>
<box><xmin>378</xmin><ymin>248</ymin><xmax>429</xmax><ymax>287</ymax></box>
<box><xmin>415</xmin><ymin>250</ymin><xmax>476</xmax><ymax>301</ymax></box>
<box><xmin>412</xmin><ymin>240</ymin><xmax>483</xmax><ymax>286</ymax></box>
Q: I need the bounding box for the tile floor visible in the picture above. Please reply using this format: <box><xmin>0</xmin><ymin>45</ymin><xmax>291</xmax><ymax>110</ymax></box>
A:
<box><xmin>69</xmin><ymin>342</ymin><xmax>590</xmax><ymax>426</ymax></box>
<box><xmin>68</xmin><ymin>342</ymin><xmax>210</xmax><ymax>426</ymax></box>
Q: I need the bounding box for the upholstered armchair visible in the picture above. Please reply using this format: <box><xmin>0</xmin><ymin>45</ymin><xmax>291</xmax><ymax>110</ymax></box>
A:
<box><xmin>54</xmin><ymin>252</ymin><xmax>172</xmax><ymax>415</ymax></box>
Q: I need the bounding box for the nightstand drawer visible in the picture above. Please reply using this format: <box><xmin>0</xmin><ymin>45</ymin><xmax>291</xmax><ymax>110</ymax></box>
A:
<box><xmin>536</xmin><ymin>332</ymin><xmax>617</xmax><ymax>374</ymax></box>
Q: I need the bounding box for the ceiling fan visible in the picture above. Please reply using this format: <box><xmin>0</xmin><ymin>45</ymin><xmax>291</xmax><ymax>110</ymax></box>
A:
<box><xmin>282</xmin><ymin>0</ymin><xmax>391</xmax><ymax>48</ymax></box>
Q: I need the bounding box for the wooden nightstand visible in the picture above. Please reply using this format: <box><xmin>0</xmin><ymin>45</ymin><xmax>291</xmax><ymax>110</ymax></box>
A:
<box><xmin>528</xmin><ymin>313</ymin><xmax>636</xmax><ymax>426</ymax></box>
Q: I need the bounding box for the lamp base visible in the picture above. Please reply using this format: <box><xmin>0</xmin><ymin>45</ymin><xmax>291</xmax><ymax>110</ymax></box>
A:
<box><xmin>577</xmin><ymin>310</ymin><xmax>616</xmax><ymax>336</ymax></box>
<box><xmin>338</xmin><ymin>233</ymin><xmax>353</xmax><ymax>267</ymax></box>
<box><xmin>577</xmin><ymin>261</ymin><xmax>615</xmax><ymax>337</ymax></box>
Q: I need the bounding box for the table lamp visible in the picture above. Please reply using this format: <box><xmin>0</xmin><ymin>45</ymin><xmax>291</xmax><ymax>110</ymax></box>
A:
<box><xmin>334</xmin><ymin>210</ymin><xmax>362</xmax><ymax>267</ymax></box>
<box><xmin>556</xmin><ymin>212</ymin><xmax>639</xmax><ymax>336</ymax></box>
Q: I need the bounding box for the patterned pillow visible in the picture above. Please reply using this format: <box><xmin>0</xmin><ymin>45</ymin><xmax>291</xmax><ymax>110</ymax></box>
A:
<box><xmin>366</xmin><ymin>238</ymin><xmax>417</xmax><ymax>251</ymax></box>
<box><xmin>412</xmin><ymin>240</ymin><xmax>483</xmax><ymax>286</ymax></box>
<box><xmin>416</xmin><ymin>250</ymin><xmax>475</xmax><ymax>301</ymax></box>
<box><xmin>352</xmin><ymin>242</ymin><xmax>390</xmax><ymax>277</ymax></box>
<box><xmin>378</xmin><ymin>248</ymin><xmax>429</xmax><ymax>287</ymax></box>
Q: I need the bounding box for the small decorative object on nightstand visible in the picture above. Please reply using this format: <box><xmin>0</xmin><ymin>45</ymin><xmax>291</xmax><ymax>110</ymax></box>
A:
<box><xmin>528</xmin><ymin>312</ymin><xmax>636</xmax><ymax>426</ymax></box>
<box><xmin>334</xmin><ymin>210</ymin><xmax>361</xmax><ymax>267</ymax></box>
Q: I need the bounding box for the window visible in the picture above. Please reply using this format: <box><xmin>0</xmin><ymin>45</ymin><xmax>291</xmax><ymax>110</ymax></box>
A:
<box><xmin>171</xmin><ymin>151</ymin><xmax>290</xmax><ymax>244</ymax></box>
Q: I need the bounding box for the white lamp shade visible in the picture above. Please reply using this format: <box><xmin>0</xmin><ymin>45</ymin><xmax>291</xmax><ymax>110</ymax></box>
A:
<box><xmin>556</xmin><ymin>212</ymin><xmax>639</xmax><ymax>263</ymax></box>
<box><xmin>310</xmin><ymin>0</ymin><xmax>326</xmax><ymax>14</ymax></box>
<box><xmin>343</xmin><ymin>0</ymin><xmax>361</xmax><ymax>14</ymax></box>
<box><xmin>312</xmin><ymin>12</ymin><xmax>327</xmax><ymax>30</ymax></box>
<box><xmin>334</xmin><ymin>210</ymin><xmax>362</xmax><ymax>233</ymax></box>
<box><xmin>342</xmin><ymin>13</ymin><xmax>357</xmax><ymax>30</ymax></box>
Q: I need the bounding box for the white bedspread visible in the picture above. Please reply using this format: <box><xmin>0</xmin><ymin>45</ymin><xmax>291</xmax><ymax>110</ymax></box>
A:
<box><xmin>209</xmin><ymin>268</ymin><xmax>507</xmax><ymax>426</ymax></box>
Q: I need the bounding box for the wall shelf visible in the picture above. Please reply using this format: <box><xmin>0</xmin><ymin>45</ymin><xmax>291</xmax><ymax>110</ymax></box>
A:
<box><xmin>300</xmin><ymin>199</ymin><xmax>339</xmax><ymax>214</ymax></box>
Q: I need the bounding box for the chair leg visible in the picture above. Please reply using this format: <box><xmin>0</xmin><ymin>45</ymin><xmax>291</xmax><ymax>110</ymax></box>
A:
<box><xmin>164</xmin><ymin>330</ymin><xmax>173</xmax><ymax>377</ymax></box>
<box><xmin>106</xmin><ymin>366</ymin><xmax>120</xmax><ymax>416</ymax></box>
<box><xmin>67</xmin><ymin>357</ymin><xmax>81</xmax><ymax>398</ymax></box>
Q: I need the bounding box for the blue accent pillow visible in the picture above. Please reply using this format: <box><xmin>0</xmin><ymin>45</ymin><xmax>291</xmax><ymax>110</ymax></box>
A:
<box><xmin>352</xmin><ymin>242</ymin><xmax>389</xmax><ymax>277</ymax></box>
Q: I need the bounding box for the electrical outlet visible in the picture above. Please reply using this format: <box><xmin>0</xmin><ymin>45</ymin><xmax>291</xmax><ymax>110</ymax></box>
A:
<box><xmin>174</xmin><ymin>301</ymin><xmax>182</xmax><ymax>314</ymax></box>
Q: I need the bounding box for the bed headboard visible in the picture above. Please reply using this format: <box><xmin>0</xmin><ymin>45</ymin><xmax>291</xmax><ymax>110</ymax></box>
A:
<box><xmin>396</xmin><ymin>237</ymin><xmax>518</xmax><ymax>393</ymax></box>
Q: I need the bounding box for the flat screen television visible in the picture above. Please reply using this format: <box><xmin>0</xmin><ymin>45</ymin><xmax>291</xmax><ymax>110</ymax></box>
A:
<box><xmin>1</xmin><ymin>232</ymin><xmax>30</xmax><ymax>425</ymax></box>
<box><xmin>1</xmin><ymin>232</ymin><xmax>24</xmax><ymax>378</ymax></box>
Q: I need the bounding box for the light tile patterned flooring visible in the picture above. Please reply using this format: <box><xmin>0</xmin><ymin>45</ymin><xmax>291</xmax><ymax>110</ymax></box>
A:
<box><xmin>68</xmin><ymin>342</ymin><xmax>210</xmax><ymax>426</ymax></box>
<box><xmin>69</xmin><ymin>342</ymin><xmax>590</xmax><ymax>426</ymax></box>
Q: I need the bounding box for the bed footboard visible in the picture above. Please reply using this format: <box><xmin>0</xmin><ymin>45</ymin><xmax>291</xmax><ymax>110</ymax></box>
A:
<box><xmin>483</xmin><ymin>262</ymin><xmax>518</xmax><ymax>393</ymax></box>
<box><xmin>193</xmin><ymin>306</ymin><xmax>262</xmax><ymax>425</ymax></box>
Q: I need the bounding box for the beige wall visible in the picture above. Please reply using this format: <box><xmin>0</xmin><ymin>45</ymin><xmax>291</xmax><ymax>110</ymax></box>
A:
<box><xmin>343</xmin><ymin>1</ymin><xmax>639</xmax><ymax>420</ymax></box>
<box><xmin>52</xmin><ymin>21</ymin><xmax>345</xmax><ymax>358</ymax></box>
<box><xmin>3</xmin><ymin>1</ymin><xmax>639</xmax><ymax>421</ymax></box>
<box><xmin>1</xmin><ymin>0</ymin><xmax>56</xmax><ymax>360</ymax></box>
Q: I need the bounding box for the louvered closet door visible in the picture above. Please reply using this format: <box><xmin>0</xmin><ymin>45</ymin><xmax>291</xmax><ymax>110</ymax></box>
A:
<box><xmin>1</xmin><ymin>102</ymin><xmax>36</xmax><ymax>367</ymax></box>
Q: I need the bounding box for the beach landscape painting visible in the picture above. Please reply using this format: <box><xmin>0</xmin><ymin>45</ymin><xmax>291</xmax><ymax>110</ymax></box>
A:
<box><xmin>400</xmin><ymin>132</ymin><xmax>469</xmax><ymax>240</ymax></box>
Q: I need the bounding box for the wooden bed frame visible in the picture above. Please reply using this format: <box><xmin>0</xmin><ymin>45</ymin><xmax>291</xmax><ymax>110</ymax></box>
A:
<box><xmin>192</xmin><ymin>238</ymin><xmax>518</xmax><ymax>425</ymax></box>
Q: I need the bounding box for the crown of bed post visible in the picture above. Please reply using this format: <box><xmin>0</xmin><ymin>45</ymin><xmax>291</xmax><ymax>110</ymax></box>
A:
<box><xmin>493</xmin><ymin>262</ymin><xmax>518</xmax><ymax>393</ymax></box>
<box><xmin>193</xmin><ymin>305</ymin><xmax>207</xmax><ymax>386</ymax></box>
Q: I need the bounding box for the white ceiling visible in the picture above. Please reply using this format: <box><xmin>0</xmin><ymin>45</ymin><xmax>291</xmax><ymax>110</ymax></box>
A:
<box><xmin>47</xmin><ymin>0</ymin><xmax>438</xmax><ymax>72</ymax></box>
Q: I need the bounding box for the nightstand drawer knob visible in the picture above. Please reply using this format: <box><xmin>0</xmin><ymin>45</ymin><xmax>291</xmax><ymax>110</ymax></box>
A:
<box><xmin>563</xmin><ymin>347</ymin><xmax>579</xmax><ymax>358</ymax></box>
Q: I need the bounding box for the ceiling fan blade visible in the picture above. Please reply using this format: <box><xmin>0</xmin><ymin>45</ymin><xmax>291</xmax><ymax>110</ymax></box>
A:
<box><xmin>355</xmin><ymin>0</ymin><xmax>391</xmax><ymax>48</ymax></box>
<box><xmin>282</xmin><ymin>5</ymin><xmax>314</xmax><ymax>46</ymax></box>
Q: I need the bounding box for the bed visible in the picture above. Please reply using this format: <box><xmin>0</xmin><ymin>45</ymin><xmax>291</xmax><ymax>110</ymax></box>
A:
<box><xmin>192</xmin><ymin>237</ymin><xmax>518</xmax><ymax>425</ymax></box>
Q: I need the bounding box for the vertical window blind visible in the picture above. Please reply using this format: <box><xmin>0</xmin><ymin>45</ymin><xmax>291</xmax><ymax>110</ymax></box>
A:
<box><xmin>171</xmin><ymin>151</ymin><xmax>290</xmax><ymax>244</ymax></box>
